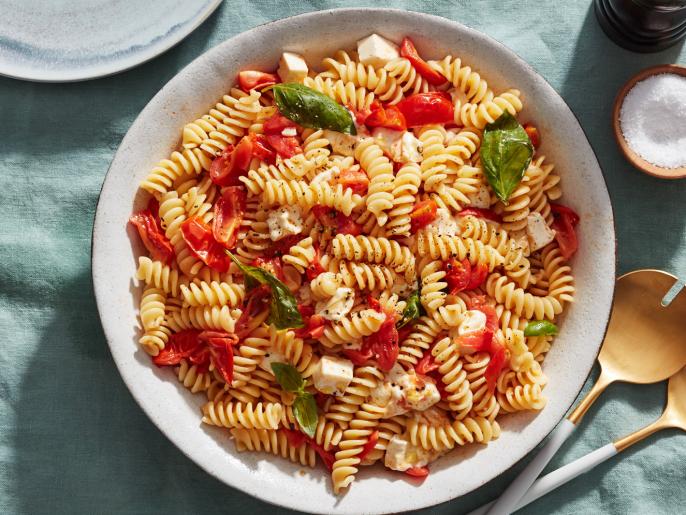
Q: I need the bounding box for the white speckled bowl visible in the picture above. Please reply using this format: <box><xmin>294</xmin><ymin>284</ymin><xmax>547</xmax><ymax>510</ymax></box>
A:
<box><xmin>92</xmin><ymin>9</ymin><xmax>615</xmax><ymax>514</ymax></box>
<box><xmin>0</xmin><ymin>0</ymin><xmax>221</xmax><ymax>82</ymax></box>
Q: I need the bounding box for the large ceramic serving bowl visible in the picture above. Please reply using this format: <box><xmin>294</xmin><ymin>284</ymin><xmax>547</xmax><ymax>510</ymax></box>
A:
<box><xmin>92</xmin><ymin>8</ymin><xmax>615</xmax><ymax>514</ymax></box>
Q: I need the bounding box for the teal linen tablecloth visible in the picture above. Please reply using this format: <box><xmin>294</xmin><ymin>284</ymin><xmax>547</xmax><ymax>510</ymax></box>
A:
<box><xmin>1</xmin><ymin>1</ymin><xmax>685</xmax><ymax>513</ymax></box>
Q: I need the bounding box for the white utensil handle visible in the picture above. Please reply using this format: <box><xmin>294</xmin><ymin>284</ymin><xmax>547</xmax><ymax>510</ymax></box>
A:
<box><xmin>485</xmin><ymin>418</ymin><xmax>576</xmax><ymax>515</ymax></box>
<box><xmin>467</xmin><ymin>443</ymin><xmax>618</xmax><ymax>515</ymax></box>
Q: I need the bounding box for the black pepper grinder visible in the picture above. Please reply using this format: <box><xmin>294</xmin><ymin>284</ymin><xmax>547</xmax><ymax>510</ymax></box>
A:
<box><xmin>595</xmin><ymin>0</ymin><xmax>686</xmax><ymax>52</ymax></box>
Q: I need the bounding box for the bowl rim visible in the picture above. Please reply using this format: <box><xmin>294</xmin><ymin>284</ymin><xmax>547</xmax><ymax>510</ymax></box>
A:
<box><xmin>91</xmin><ymin>7</ymin><xmax>617</xmax><ymax>513</ymax></box>
<box><xmin>612</xmin><ymin>63</ymin><xmax>686</xmax><ymax>180</ymax></box>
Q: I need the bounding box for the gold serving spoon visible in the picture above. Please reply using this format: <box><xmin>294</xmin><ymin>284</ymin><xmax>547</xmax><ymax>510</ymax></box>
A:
<box><xmin>472</xmin><ymin>366</ymin><xmax>686</xmax><ymax>514</ymax></box>
<box><xmin>484</xmin><ymin>269</ymin><xmax>686</xmax><ymax>515</ymax></box>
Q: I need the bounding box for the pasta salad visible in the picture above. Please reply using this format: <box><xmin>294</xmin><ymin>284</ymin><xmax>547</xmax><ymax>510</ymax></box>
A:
<box><xmin>129</xmin><ymin>33</ymin><xmax>578</xmax><ymax>494</ymax></box>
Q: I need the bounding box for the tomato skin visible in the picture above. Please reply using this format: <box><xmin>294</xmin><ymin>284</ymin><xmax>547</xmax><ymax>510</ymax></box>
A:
<box><xmin>337</xmin><ymin>168</ymin><xmax>370</xmax><ymax>196</ymax></box>
<box><xmin>295</xmin><ymin>304</ymin><xmax>327</xmax><ymax>339</ymax></box>
<box><xmin>266</xmin><ymin>134</ymin><xmax>302</xmax><ymax>158</ymax></box>
<box><xmin>282</xmin><ymin>428</ymin><xmax>308</xmax><ymax>449</ymax></box>
<box><xmin>234</xmin><ymin>284</ymin><xmax>271</xmax><ymax>338</ymax></box>
<box><xmin>200</xmin><ymin>331</ymin><xmax>239</xmax><ymax>384</ymax></box>
<box><xmin>405</xmin><ymin>466</ymin><xmax>430</xmax><ymax>478</ymax></box>
<box><xmin>181</xmin><ymin>217</ymin><xmax>232</xmax><ymax>272</ymax></box>
<box><xmin>209</xmin><ymin>137</ymin><xmax>253</xmax><ymax>186</ymax></box>
<box><xmin>465</xmin><ymin>262</ymin><xmax>489</xmax><ymax>290</ymax></box>
<box><xmin>550</xmin><ymin>204</ymin><xmax>580</xmax><ymax>259</ymax></box>
<box><xmin>249</xmin><ymin>133</ymin><xmax>276</xmax><ymax>164</ymax></box>
<box><xmin>523</xmin><ymin>123</ymin><xmax>541</xmax><ymax>148</ymax></box>
<box><xmin>337</xmin><ymin>213</ymin><xmax>363</xmax><ymax>236</ymax></box>
<box><xmin>364</xmin><ymin>315</ymin><xmax>399</xmax><ymax>372</ymax></box>
<box><xmin>238</xmin><ymin>70</ymin><xmax>278</xmax><ymax>92</ymax></box>
<box><xmin>343</xmin><ymin>347</ymin><xmax>375</xmax><ymax>366</ymax></box>
<box><xmin>263</xmin><ymin>113</ymin><xmax>299</xmax><ymax>134</ymax></box>
<box><xmin>484</xmin><ymin>341</ymin><xmax>507</xmax><ymax>393</ymax></box>
<box><xmin>213</xmin><ymin>187</ymin><xmax>246</xmax><ymax>250</ymax></box>
<box><xmin>399</xmin><ymin>37</ymin><xmax>446</xmax><ymax>86</ymax></box>
<box><xmin>414</xmin><ymin>351</ymin><xmax>440</xmax><ymax>375</ymax></box>
<box><xmin>251</xmin><ymin>256</ymin><xmax>284</xmax><ymax>281</ymax></box>
<box><xmin>305</xmin><ymin>244</ymin><xmax>327</xmax><ymax>281</ymax></box>
<box><xmin>129</xmin><ymin>209</ymin><xmax>175</xmax><ymax>264</ymax></box>
<box><xmin>410</xmin><ymin>199</ymin><xmax>438</xmax><ymax>233</ymax></box>
<box><xmin>397</xmin><ymin>92</ymin><xmax>454</xmax><ymax>127</ymax></box>
<box><xmin>152</xmin><ymin>329</ymin><xmax>202</xmax><ymax>366</ymax></box>
<box><xmin>312</xmin><ymin>205</ymin><xmax>363</xmax><ymax>235</ymax></box>
<box><xmin>364</xmin><ymin>105</ymin><xmax>407</xmax><ymax>131</ymax></box>
<box><xmin>458</xmin><ymin>207</ymin><xmax>501</xmax><ymax>223</ymax></box>
<box><xmin>309</xmin><ymin>440</ymin><xmax>336</xmax><ymax>471</ymax></box>
<box><xmin>357</xmin><ymin>431</ymin><xmax>380</xmax><ymax>461</ymax></box>
<box><xmin>444</xmin><ymin>258</ymin><xmax>472</xmax><ymax>294</ymax></box>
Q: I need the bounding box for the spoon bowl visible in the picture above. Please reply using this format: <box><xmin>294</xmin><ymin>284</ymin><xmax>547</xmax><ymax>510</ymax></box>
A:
<box><xmin>599</xmin><ymin>269</ymin><xmax>686</xmax><ymax>383</ymax></box>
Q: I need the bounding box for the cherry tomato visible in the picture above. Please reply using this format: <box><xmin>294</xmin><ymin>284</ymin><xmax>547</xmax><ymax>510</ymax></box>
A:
<box><xmin>305</xmin><ymin>244</ymin><xmax>327</xmax><ymax>281</ymax></box>
<box><xmin>458</xmin><ymin>207</ymin><xmax>501</xmax><ymax>223</ymax></box>
<box><xmin>550</xmin><ymin>204</ymin><xmax>580</xmax><ymax>259</ymax></box>
<box><xmin>152</xmin><ymin>329</ymin><xmax>202</xmax><ymax>366</ymax></box>
<box><xmin>213</xmin><ymin>186</ymin><xmax>246</xmax><ymax>250</ymax></box>
<box><xmin>342</xmin><ymin>346</ymin><xmax>375</xmax><ymax>366</ymax></box>
<box><xmin>281</xmin><ymin>428</ymin><xmax>308</xmax><ymax>448</ymax></box>
<box><xmin>399</xmin><ymin>37</ymin><xmax>446</xmax><ymax>86</ymax></box>
<box><xmin>414</xmin><ymin>350</ymin><xmax>440</xmax><ymax>375</ymax></box>
<box><xmin>263</xmin><ymin>113</ymin><xmax>299</xmax><ymax>135</ymax></box>
<box><xmin>198</xmin><ymin>330</ymin><xmax>239</xmax><ymax>383</ymax></box>
<box><xmin>249</xmin><ymin>133</ymin><xmax>276</xmax><ymax>164</ymax></box>
<box><xmin>397</xmin><ymin>92</ymin><xmax>454</xmax><ymax>127</ymax></box>
<box><xmin>295</xmin><ymin>305</ymin><xmax>327</xmax><ymax>339</ymax></box>
<box><xmin>238</xmin><ymin>70</ymin><xmax>279</xmax><ymax>92</ymax></box>
<box><xmin>410</xmin><ymin>199</ymin><xmax>438</xmax><ymax>233</ymax></box>
<box><xmin>523</xmin><ymin>123</ymin><xmax>541</xmax><ymax>148</ymax></box>
<box><xmin>337</xmin><ymin>168</ymin><xmax>370</xmax><ymax>195</ymax></box>
<box><xmin>209</xmin><ymin>137</ymin><xmax>253</xmax><ymax>187</ymax></box>
<box><xmin>308</xmin><ymin>440</ymin><xmax>336</xmax><ymax>471</ymax></box>
<box><xmin>347</xmin><ymin>102</ymin><xmax>375</xmax><ymax>125</ymax></box>
<box><xmin>444</xmin><ymin>258</ymin><xmax>472</xmax><ymax>294</ymax></box>
<box><xmin>266</xmin><ymin>134</ymin><xmax>302</xmax><ymax>158</ymax></box>
<box><xmin>405</xmin><ymin>466</ymin><xmax>430</xmax><ymax>478</ymax></box>
<box><xmin>337</xmin><ymin>213</ymin><xmax>363</xmax><ymax>236</ymax></box>
<box><xmin>484</xmin><ymin>341</ymin><xmax>507</xmax><ymax>393</ymax></box>
<box><xmin>364</xmin><ymin>315</ymin><xmax>399</xmax><ymax>372</ymax></box>
<box><xmin>469</xmin><ymin>296</ymin><xmax>499</xmax><ymax>333</ymax></box>
<box><xmin>234</xmin><ymin>284</ymin><xmax>271</xmax><ymax>338</ymax></box>
<box><xmin>147</xmin><ymin>198</ymin><xmax>161</xmax><ymax>223</ymax></box>
<box><xmin>129</xmin><ymin>209</ymin><xmax>174</xmax><ymax>264</ymax></box>
<box><xmin>357</xmin><ymin>431</ymin><xmax>380</xmax><ymax>461</ymax></box>
<box><xmin>365</xmin><ymin>105</ymin><xmax>407</xmax><ymax>131</ymax></box>
<box><xmin>312</xmin><ymin>205</ymin><xmax>338</xmax><ymax>228</ymax></box>
<box><xmin>457</xmin><ymin>329</ymin><xmax>493</xmax><ymax>354</ymax></box>
<box><xmin>263</xmin><ymin>234</ymin><xmax>304</xmax><ymax>259</ymax></box>
<box><xmin>181</xmin><ymin>217</ymin><xmax>232</xmax><ymax>272</ymax></box>
<box><xmin>465</xmin><ymin>262</ymin><xmax>489</xmax><ymax>290</ymax></box>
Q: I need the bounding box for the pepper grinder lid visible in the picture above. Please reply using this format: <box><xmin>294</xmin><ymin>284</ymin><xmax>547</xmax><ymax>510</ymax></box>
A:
<box><xmin>595</xmin><ymin>0</ymin><xmax>686</xmax><ymax>52</ymax></box>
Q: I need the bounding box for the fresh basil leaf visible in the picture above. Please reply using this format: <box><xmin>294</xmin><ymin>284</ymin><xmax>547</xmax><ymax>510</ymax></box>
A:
<box><xmin>228</xmin><ymin>252</ymin><xmax>304</xmax><ymax>329</ymax></box>
<box><xmin>524</xmin><ymin>320</ymin><xmax>559</xmax><ymax>337</ymax></box>
<box><xmin>270</xmin><ymin>83</ymin><xmax>356</xmax><ymax>135</ymax></box>
<box><xmin>397</xmin><ymin>289</ymin><xmax>425</xmax><ymax>329</ymax></box>
<box><xmin>293</xmin><ymin>392</ymin><xmax>318</xmax><ymax>438</ymax></box>
<box><xmin>481</xmin><ymin>111</ymin><xmax>534</xmax><ymax>204</ymax></box>
<box><xmin>271</xmin><ymin>362</ymin><xmax>304</xmax><ymax>393</ymax></box>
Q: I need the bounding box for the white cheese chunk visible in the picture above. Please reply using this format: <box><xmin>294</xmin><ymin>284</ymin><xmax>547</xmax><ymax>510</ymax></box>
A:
<box><xmin>384</xmin><ymin>435</ymin><xmax>442</xmax><ymax>472</ymax></box>
<box><xmin>458</xmin><ymin>309</ymin><xmax>487</xmax><ymax>336</ymax></box>
<box><xmin>510</xmin><ymin>229</ymin><xmax>531</xmax><ymax>256</ymax></box>
<box><xmin>467</xmin><ymin>184</ymin><xmax>492</xmax><ymax>209</ymax></box>
<box><xmin>370</xmin><ymin>364</ymin><xmax>441</xmax><ymax>417</ymax></box>
<box><xmin>526</xmin><ymin>211</ymin><xmax>556</xmax><ymax>251</ymax></box>
<box><xmin>390</xmin><ymin>131</ymin><xmax>422</xmax><ymax>163</ymax></box>
<box><xmin>267</xmin><ymin>205</ymin><xmax>303</xmax><ymax>241</ymax></box>
<box><xmin>313</xmin><ymin>355</ymin><xmax>354</xmax><ymax>395</ymax></box>
<box><xmin>281</xmin><ymin>127</ymin><xmax>297</xmax><ymax>137</ymax></box>
<box><xmin>425</xmin><ymin>208</ymin><xmax>459</xmax><ymax>237</ymax></box>
<box><xmin>316</xmin><ymin>287</ymin><xmax>355</xmax><ymax>321</ymax></box>
<box><xmin>357</xmin><ymin>34</ymin><xmax>400</xmax><ymax>68</ymax></box>
<box><xmin>324</xmin><ymin>130</ymin><xmax>358</xmax><ymax>156</ymax></box>
<box><xmin>372</xmin><ymin>127</ymin><xmax>404</xmax><ymax>153</ymax></box>
<box><xmin>277</xmin><ymin>52</ymin><xmax>309</xmax><ymax>83</ymax></box>
<box><xmin>259</xmin><ymin>348</ymin><xmax>287</xmax><ymax>373</ymax></box>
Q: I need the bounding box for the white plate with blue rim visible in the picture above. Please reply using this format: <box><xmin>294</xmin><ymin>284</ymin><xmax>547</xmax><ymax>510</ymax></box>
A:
<box><xmin>0</xmin><ymin>0</ymin><xmax>222</xmax><ymax>82</ymax></box>
<box><xmin>92</xmin><ymin>8</ymin><xmax>616</xmax><ymax>514</ymax></box>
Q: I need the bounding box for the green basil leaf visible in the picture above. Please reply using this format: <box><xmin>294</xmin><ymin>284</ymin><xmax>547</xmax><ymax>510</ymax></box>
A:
<box><xmin>293</xmin><ymin>392</ymin><xmax>318</xmax><ymax>438</ymax></box>
<box><xmin>270</xmin><ymin>83</ymin><xmax>356</xmax><ymax>135</ymax></box>
<box><xmin>481</xmin><ymin>111</ymin><xmax>534</xmax><ymax>204</ymax></box>
<box><xmin>524</xmin><ymin>320</ymin><xmax>559</xmax><ymax>337</ymax></box>
<box><xmin>228</xmin><ymin>252</ymin><xmax>304</xmax><ymax>329</ymax></box>
<box><xmin>397</xmin><ymin>289</ymin><xmax>425</xmax><ymax>329</ymax></box>
<box><xmin>270</xmin><ymin>362</ymin><xmax>304</xmax><ymax>393</ymax></box>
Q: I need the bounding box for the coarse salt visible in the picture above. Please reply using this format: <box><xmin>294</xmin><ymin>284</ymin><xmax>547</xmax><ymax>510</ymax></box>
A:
<box><xmin>619</xmin><ymin>73</ymin><xmax>686</xmax><ymax>169</ymax></box>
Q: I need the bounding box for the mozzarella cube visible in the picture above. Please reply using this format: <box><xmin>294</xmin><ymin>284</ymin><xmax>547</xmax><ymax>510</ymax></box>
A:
<box><xmin>510</xmin><ymin>229</ymin><xmax>531</xmax><ymax>256</ymax></box>
<box><xmin>324</xmin><ymin>130</ymin><xmax>358</xmax><ymax>156</ymax></box>
<box><xmin>425</xmin><ymin>208</ymin><xmax>459</xmax><ymax>237</ymax></box>
<box><xmin>357</xmin><ymin>34</ymin><xmax>400</xmax><ymax>68</ymax></box>
<box><xmin>371</xmin><ymin>364</ymin><xmax>440</xmax><ymax>417</ymax></box>
<box><xmin>384</xmin><ymin>435</ymin><xmax>441</xmax><ymax>471</ymax></box>
<box><xmin>467</xmin><ymin>184</ymin><xmax>492</xmax><ymax>209</ymax></box>
<box><xmin>372</xmin><ymin>127</ymin><xmax>404</xmax><ymax>152</ymax></box>
<box><xmin>277</xmin><ymin>52</ymin><xmax>308</xmax><ymax>83</ymax></box>
<box><xmin>526</xmin><ymin>212</ymin><xmax>556</xmax><ymax>251</ymax></box>
<box><xmin>313</xmin><ymin>356</ymin><xmax>354</xmax><ymax>395</ymax></box>
<box><xmin>267</xmin><ymin>205</ymin><xmax>303</xmax><ymax>241</ymax></box>
<box><xmin>390</xmin><ymin>132</ymin><xmax>422</xmax><ymax>163</ymax></box>
<box><xmin>458</xmin><ymin>309</ymin><xmax>487</xmax><ymax>336</ymax></box>
<box><xmin>259</xmin><ymin>348</ymin><xmax>287</xmax><ymax>373</ymax></box>
<box><xmin>316</xmin><ymin>287</ymin><xmax>355</xmax><ymax>321</ymax></box>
